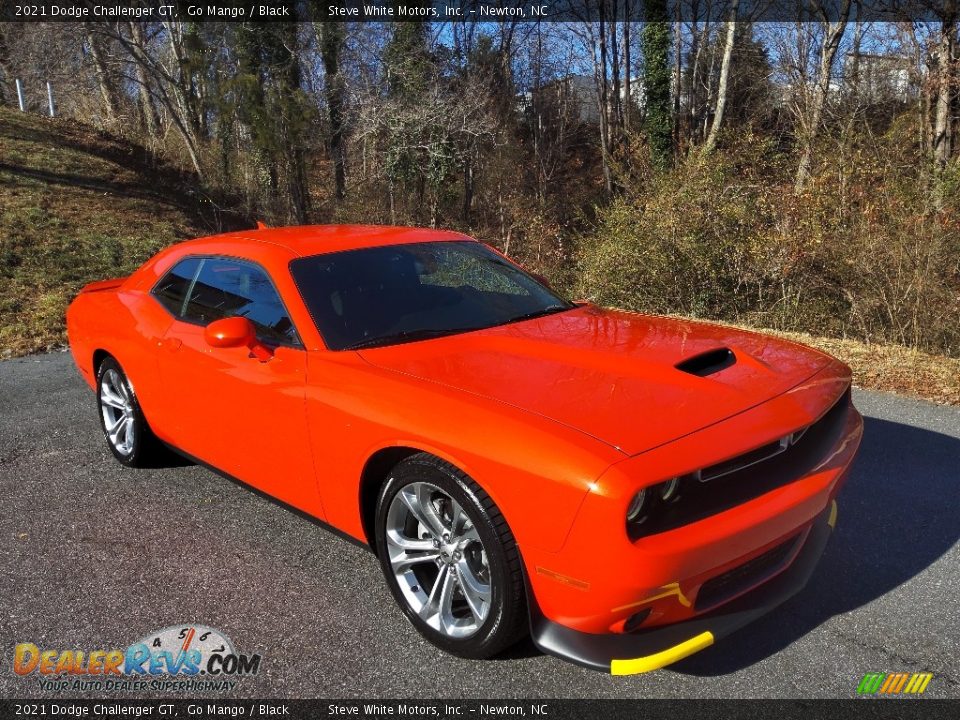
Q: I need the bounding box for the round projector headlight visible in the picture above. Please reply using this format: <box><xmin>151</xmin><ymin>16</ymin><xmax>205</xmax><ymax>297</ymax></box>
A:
<box><xmin>660</xmin><ymin>477</ymin><xmax>680</xmax><ymax>502</ymax></box>
<box><xmin>626</xmin><ymin>489</ymin><xmax>648</xmax><ymax>522</ymax></box>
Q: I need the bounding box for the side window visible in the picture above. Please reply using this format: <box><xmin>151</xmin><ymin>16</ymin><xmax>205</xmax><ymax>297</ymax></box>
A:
<box><xmin>152</xmin><ymin>258</ymin><xmax>202</xmax><ymax>317</ymax></box>
<box><xmin>182</xmin><ymin>258</ymin><xmax>300</xmax><ymax>346</ymax></box>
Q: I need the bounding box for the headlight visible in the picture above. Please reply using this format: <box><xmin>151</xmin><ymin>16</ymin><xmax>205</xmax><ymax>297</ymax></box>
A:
<box><xmin>626</xmin><ymin>488</ymin><xmax>648</xmax><ymax>522</ymax></box>
<box><xmin>660</xmin><ymin>477</ymin><xmax>680</xmax><ymax>502</ymax></box>
<box><xmin>626</xmin><ymin>476</ymin><xmax>686</xmax><ymax>534</ymax></box>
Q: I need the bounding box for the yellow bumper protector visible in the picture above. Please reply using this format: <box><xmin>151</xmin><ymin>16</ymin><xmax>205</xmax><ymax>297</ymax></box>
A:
<box><xmin>611</xmin><ymin>500</ymin><xmax>837</xmax><ymax>676</ymax></box>
<box><xmin>610</xmin><ymin>631</ymin><xmax>715</xmax><ymax>675</ymax></box>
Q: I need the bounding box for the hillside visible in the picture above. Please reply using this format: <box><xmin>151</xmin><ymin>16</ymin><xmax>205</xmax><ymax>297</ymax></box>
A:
<box><xmin>1</xmin><ymin>106</ymin><xmax>957</xmax><ymax>405</ymax></box>
<box><xmin>0</xmin><ymin>107</ymin><xmax>247</xmax><ymax>356</ymax></box>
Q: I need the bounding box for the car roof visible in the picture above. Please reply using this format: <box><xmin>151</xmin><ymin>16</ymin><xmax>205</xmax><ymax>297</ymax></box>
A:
<box><xmin>183</xmin><ymin>225</ymin><xmax>475</xmax><ymax>258</ymax></box>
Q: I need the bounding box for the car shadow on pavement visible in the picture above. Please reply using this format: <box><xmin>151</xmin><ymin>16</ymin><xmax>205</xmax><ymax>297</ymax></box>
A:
<box><xmin>670</xmin><ymin>415</ymin><xmax>959</xmax><ymax>676</ymax></box>
<box><xmin>143</xmin><ymin>444</ymin><xmax>195</xmax><ymax>469</ymax></box>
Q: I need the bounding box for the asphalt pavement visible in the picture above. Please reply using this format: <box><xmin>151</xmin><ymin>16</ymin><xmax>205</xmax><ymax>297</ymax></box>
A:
<box><xmin>0</xmin><ymin>352</ymin><xmax>957</xmax><ymax>698</ymax></box>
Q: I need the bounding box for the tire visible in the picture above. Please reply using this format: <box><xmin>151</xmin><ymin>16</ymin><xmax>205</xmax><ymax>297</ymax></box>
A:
<box><xmin>96</xmin><ymin>357</ymin><xmax>160</xmax><ymax>467</ymax></box>
<box><xmin>374</xmin><ymin>453</ymin><xmax>527</xmax><ymax>659</ymax></box>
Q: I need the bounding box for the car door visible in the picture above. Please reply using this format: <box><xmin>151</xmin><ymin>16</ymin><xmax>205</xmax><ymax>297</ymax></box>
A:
<box><xmin>153</xmin><ymin>255</ymin><xmax>322</xmax><ymax>517</ymax></box>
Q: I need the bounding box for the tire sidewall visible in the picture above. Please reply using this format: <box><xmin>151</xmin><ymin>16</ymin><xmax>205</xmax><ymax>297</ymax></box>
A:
<box><xmin>374</xmin><ymin>459</ymin><xmax>514</xmax><ymax>658</ymax></box>
<box><xmin>96</xmin><ymin>358</ymin><xmax>144</xmax><ymax>466</ymax></box>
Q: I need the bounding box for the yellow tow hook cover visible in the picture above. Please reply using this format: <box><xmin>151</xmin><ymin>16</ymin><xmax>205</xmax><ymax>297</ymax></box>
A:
<box><xmin>610</xmin><ymin>631</ymin><xmax>715</xmax><ymax>675</ymax></box>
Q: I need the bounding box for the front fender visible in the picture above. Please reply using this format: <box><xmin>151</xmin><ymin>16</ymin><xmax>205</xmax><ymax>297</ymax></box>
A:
<box><xmin>303</xmin><ymin>351</ymin><xmax>624</xmax><ymax>553</ymax></box>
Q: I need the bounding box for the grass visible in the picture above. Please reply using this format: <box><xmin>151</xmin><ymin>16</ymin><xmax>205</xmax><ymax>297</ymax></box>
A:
<box><xmin>0</xmin><ymin>107</ymin><xmax>242</xmax><ymax>356</ymax></box>
<box><xmin>758</xmin><ymin>329</ymin><xmax>960</xmax><ymax>407</ymax></box>
<box><xmin>1</xmin><ymin>107</ymin><xmax>957</xmax><ymax>407</ymax></box>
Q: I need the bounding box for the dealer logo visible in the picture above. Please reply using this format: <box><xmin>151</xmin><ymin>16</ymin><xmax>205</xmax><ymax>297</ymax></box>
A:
<box><xmin>13</xmin><ymin>624</ymin><xmax>261</xmax><ymax>692</ymax></box>
<box><xmin>857</xmin><ymin>672</ymin><xmax>933</xmax><ymax>696</ymax></box>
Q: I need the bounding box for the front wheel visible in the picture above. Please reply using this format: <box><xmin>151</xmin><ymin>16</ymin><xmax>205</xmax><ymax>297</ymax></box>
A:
<box><xmin>374</xmin><ymin>454</ymin><xmax>527</xmax><ymax>658</ymax></box>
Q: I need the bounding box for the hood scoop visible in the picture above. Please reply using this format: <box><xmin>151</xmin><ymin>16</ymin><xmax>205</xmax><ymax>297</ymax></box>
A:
<box><xmin>675</xmin><ymin>347</ymin><xmax>736</xmax><ymax>377</ymax></box>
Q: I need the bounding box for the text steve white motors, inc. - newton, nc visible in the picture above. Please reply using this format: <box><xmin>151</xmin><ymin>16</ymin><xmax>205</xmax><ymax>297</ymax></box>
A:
<box><xmin>325</xmin><ymin>4</ymin><xmax>550</xmax><ymax>19</ymax></box>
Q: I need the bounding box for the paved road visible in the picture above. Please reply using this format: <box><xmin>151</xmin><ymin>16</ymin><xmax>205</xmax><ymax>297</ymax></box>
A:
<box><xmin>1</xmin><ymin>352</ymin><xmax>957</xmax><ymax>699</ymax></box>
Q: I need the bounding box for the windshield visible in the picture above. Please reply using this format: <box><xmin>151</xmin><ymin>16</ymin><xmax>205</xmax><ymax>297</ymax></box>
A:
<box><xmin>290</xmin><ymin>241</ymin><xmax>574</xmax><ymax>350</ymax></box>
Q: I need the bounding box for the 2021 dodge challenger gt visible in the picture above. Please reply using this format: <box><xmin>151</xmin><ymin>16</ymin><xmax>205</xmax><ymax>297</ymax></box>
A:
<box><xmin>67</xmin><ymin>225</ymin><xmax>863</xmax><ymax>675</ymax></box>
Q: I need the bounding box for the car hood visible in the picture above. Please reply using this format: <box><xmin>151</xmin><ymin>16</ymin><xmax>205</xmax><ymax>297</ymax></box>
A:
<box><xmin>358</xmin><ymin>305</ymin><xmax>833</xmax><ymax>456</ymax></box>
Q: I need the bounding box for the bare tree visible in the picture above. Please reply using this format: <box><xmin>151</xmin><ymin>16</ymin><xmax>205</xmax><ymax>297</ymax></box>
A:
<box><xmin>703</xmin><ymin>0</ymin><xmax>738</xmax><ymax>153</ymax></box>
<box><xmin>515</xmin><ymin>25</ymin><xmax>585</xmax><ymax>207</ymax></box>
<box><xmin>0</xmin><ymin>25</ymin><xmax>12</xmax><ymax>106</ymax></box>
<box><xmin>127</xmin><ymin>23</ymin><xmax>160</xmax><ymax>136</ymax></box>
<box><xmin>84</xmin><ymin>24</ymin><xmax>121</xmax><ymax>124</ymax></box>
<box><xmin>932</xmin><ymin>2</ymin><xmax>958</xmax><ymax>174</ymax></box>
<box><xmin>686</xmin><ymin>1</ymin><xmax>718</xmax><ymax>147</ymax></box>
<box><xmin>594</xmin><ymin>8</ymin><xmax>616</xmax><ymax>194</ymax></box>
<box><xmin>96</xmin><ymin>23</ymin><xmax>204</xmax><ymax>174</ymax></box>
<box><xmin>316</xmin><ymin>21</ymin><xmax>347</xmax><ymax>202</ymax></box>
<box><xmin>794</xmin><ymin>0</ymin><xmax>853</xmax><ymax>191</ymax></box>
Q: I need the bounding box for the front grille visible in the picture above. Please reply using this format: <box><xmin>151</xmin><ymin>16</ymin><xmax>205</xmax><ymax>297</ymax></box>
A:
<box><xmin>695</xmin><ymin>534</ymin><xmax>800</xmax><ymax>610</ymax></box>
<box><xmin>631</xmin><ymin>388</ymin><xmax>851</xmax><ymax>539</ymax></box>
<box><xmin>700</xmin><ymin>437</ymin><xmax>788</xmax><ymax>482</ymax></box>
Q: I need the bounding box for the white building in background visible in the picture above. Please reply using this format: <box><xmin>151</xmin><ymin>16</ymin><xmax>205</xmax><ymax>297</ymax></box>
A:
<box><xmin>518</xmin><ymin>74</ymin><xmax>646</xmax><ymax>126</ymax></box>
<box><xmin>842</xmin><ymin>52</ymin><xmax>918</xmax><ymax>102</ymax></box>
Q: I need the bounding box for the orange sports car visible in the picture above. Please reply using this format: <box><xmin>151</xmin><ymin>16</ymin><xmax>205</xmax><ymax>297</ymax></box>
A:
<box><xmin>66</xmin><ymin>225</ymin><xmax>863</xmax><ymax>674</ymax></box>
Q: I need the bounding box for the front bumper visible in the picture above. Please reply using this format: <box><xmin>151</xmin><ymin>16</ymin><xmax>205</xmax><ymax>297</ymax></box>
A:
<box><xmin>529</xmin><ymin>498</ymin><xmax>838</xmax><ymax>674</ymax></box>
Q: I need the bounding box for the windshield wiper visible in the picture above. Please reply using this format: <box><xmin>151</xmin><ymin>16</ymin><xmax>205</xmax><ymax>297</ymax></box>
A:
<box><xmin>345</xmin><ymin>327</ymin><xmax>482</xmax><ymax>351</ymax></box>
<box><xmin>504</xmin><ymin>304</ymin><xmax>573</xmax><ymax>325</ymax></box>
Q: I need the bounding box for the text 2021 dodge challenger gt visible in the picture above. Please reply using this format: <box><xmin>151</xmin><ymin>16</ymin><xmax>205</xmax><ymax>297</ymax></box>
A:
<box><xmin>66</xmin><ymin>225</ymin><xmax>863</xmax><ymax>675</ymax></box>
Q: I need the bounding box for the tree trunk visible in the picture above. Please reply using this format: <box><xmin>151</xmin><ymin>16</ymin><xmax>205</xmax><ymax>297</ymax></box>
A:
<box><xmin>127</xmin><ymin>23</ymin><xmax>160</xmax><ymax>136</ymax></box>
<box><xmin>623</xmin><ymin>13</ymin><xmax>632</xmax><ymax>132</ymax></box>
<box><xmin>700</xmin><ymin>26</ymin><xmax>718</xmax><ymax>141</ymax></box>
<box><xmin>105</xmin><ymin>23</ymin><xmax>204</xmax><ymax>175</ymax></box>
<box><xmin>281</xmin><ymin>23</ymin><xmax>310</xmax><ymax>224</ymax></box>
<box><xmin>688</xmin><ymin>18</ymin><xmax>703</xmax><ymax>144</ymax></box>
<box><xmin>703</xmin><ymin>0</ymin><xmax>738</xmax><ymax>154</ymax></box>
<box><xmin>672</xmin><ymin>11</ymin><xmax>682</xmax><ymax>148</ymax></box>
<box><xmin>163</xmin><ymin>21</ymin><xmax>203</xmax><ymax>140</ymax></box>
<box><xmin>316</xmin><ymin>22</ymin><xmax>347</xmax><ymax>202</ymax></box>
<box><xmin>795</xmin><ymin>0</ymin><xmax>852</xmax><ymax>191</ymax></box>
<box><xmin>609</xmin><ymin>5</ymin><xmax>624</xmax><ymax>138</ymax></box>
<box><xmin>933</xmin><ymin>5</ymin><xmax>957</xmax><ymax>174</ymax></box>
<box><xmin>596</xmin><ymin>6</ymin><xmax>614</xmax><ymax>195</ymax></box>
<box><xmin>642</xmin><ymin>0</ymin><xmax>673</xmax><ymax>170</ymax></box>
<box><xmin>848</xmin><ymin>4</ymin><xmax>863</xmax><ymax>100</ymax></box>
<box><xmin>85</xmin><ymin>26</ymin><xmax>120</xmax><ymax>124</ymax></box>
<box><xmin>0</xmin><ymin>27</ymin><xmax>10</xmax><ymax>106</ymax></box>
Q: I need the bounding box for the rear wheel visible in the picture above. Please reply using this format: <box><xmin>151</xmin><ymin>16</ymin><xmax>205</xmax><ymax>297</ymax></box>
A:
<box><xmin>374</xmin><ymin>454</ymin><xmax>527</xmax><ymax>658</ymax></box>
<box><xmin>96</xmin><ymin>357</ymin><xmax>160</xmax><ymax>467</ymax></box>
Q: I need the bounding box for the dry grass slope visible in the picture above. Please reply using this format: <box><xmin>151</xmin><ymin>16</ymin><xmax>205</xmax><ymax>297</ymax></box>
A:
<box><xmin>764</xmin><ymin>329</ymin><xmax>960</xmax><ymax>407</ymax></box>
<box><xmin>0</xmin><ymin>107</ymin><xmax>243</xmax><ymax>356</ymax></box>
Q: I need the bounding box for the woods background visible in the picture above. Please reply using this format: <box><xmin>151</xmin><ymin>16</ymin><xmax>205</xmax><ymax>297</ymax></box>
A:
<box><xmin>1</xmin><ymin>4</ymin><xmax>959</xmax><ymax>362</ymax></box>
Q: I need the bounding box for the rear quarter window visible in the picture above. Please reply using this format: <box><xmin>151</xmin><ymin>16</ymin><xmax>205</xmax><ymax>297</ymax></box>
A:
<box><xmin>152</xmin><ymin>258</ymin><xmax>202</xmax><ymax>317</ymax></box>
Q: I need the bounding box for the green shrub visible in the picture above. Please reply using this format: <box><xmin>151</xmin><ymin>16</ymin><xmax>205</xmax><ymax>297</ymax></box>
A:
<box><xmin>575</xmin><ymin>132</ymin><xmax>960</xmax><ymax>357</ymax></box>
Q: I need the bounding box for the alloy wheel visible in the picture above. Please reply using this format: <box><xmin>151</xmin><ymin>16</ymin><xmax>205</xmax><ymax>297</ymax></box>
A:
<box><xmin>99</xmin><ymin>368</ymin><xmax>136</xmax><ymax>456</ymax></box>
<box><xmin>385</xmin><ymin>481</ymin><xmax>492</xmax><ymax>638</ymax></box>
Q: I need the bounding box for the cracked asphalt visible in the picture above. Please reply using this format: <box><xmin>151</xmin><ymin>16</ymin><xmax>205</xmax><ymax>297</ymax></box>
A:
<box><xmin>0</xmin><ymin>352</ymin><xmax>957</xmax><ymax>698</ymax></box>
